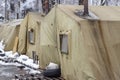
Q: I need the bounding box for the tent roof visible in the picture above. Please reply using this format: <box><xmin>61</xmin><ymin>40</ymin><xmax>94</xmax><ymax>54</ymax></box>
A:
<box><xmin>57</xmin><ymin>5</ymin><xmax>120</xmax><ymax>21</ymax></box>
<box><xmin>1</xmin><ymin>19</ymin><xmax>23</xmax><ymax>27</ymax></box>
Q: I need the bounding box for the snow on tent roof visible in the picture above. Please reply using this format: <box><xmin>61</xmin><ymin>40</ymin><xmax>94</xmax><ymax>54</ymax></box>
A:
<box><xmin>2</xmin><ymin>19</ymin><xmax>23</xmax><ymax>27</ymax></box>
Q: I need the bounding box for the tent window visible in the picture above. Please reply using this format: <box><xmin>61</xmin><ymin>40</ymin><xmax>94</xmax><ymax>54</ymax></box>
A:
<box><xmin>60</xmin><ymin>34</ymin><xmax>68</xmax><ymax>54</ymax></box>
<box><xmin>28</xmin><ymin>28</ymin><xmax>35</xmax><ymax>44</ymax></box>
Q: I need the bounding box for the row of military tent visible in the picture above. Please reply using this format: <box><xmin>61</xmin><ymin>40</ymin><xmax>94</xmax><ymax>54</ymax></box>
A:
<box><xmin>2</xmin><ymin>5</ymin><xmax>120</xmax><ymax>80</ymax></box>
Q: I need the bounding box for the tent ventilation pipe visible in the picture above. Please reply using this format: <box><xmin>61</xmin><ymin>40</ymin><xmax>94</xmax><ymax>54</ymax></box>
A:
<box><xmin>83</xmin><ymin>0</ymin><xmax>89</xmax><ymax>16</ymax></box>
<box><xmin>74</xmin><ymin>0</ymin><xmax>99</xmax><ymax>20</ymax></box>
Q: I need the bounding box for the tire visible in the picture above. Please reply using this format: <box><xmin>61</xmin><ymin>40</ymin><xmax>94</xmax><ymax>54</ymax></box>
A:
<box><xmin>43</xmin><ymin>68</ymin><xmax>61</xmax><ymax>78</ymax></box>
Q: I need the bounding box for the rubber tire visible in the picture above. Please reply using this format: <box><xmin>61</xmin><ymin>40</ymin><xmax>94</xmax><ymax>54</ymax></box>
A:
<box><xmin>43</xmin><ymin>68</ymin><xmax>61</xmax><ymax>78</ymax></box>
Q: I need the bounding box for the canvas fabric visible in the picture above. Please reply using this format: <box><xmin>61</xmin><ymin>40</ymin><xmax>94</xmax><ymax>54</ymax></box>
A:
<box><xmin>56</xmin><ymin>5</ymin><xmax>120</xmax><ymax>80</ymax></box>
<box><xmin>0</xmin><ymin>19</ymin><xmax>22</xmax><ymax>51</ymax></box>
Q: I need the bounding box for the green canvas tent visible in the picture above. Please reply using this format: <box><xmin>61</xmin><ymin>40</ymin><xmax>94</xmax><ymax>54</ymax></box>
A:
<box><xmin>17</xmin><ymin>5</ymin><xmax>120</xmax><ymax>80</ymax></box>
<box><xmin>18</xmin><ymin>12</ymin><xmax>60</xmax><ymax>68</ymax></box>
<box><xmin>55</xmin><ymin>5</ymin><xmax>120</xmax><ymax>80</ymax></box>
<box><xmin>18</xmin><ymin>12</ymin><xmax>42</xmax><ymax>56</ymax></box>
<box><xmin>39</xmin><ymin>7</ymin><xmax>60</xmax><ymax>68</ymax></box>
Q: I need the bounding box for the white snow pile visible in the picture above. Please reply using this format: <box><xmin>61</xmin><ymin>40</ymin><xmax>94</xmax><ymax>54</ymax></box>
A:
<box><xmin>17</xmin><ymin>55</ymin><xmax>39</xmax><ymax>69</ymax></box>
<box><xmin>46</xmin><ymin>62</ymin><xmax>59</xmax><ymax>70</ymax></box>
<box><xmin>0</xmin><ymin>40</ymin><xmax>5</xmax><ymax>49</ymax></box>
<box><xmin>5</xmin><ymin>51</ymin><xmax>19</xmax><ymax>58</ymax></box>
<box><xmin>0</xmin><ymin>60</ymin><xmax>21</xmax><ymax>66</ymax></box>
<box><xmin>0</xmin><ymin>40</ymin><xmax>5</xmax><ymax>55</ymax></box>
<box><xmin>0</xmin><ymin>40</ymin><xmax>40</xmax><ymax>74</ymax></box>
<box><xmin>24</xmin><ymin>67</ymin><xmax>41</xmax><ymax>74</ymax></box>
<box><xmin>17</xmin><ymin>55</ymin><xmax>29</xmax><ymax>61</ymax></box>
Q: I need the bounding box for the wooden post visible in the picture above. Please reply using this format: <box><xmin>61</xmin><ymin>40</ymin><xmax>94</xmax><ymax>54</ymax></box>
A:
<box><xmin>35</xmin><ymin>55</ymin><xmax>39</xmax><ymax>64</ymax></box>
<box><xmin>32</xmin><ymin>51</ymin><xmax>36</xmax><ymax>63</ymax></box>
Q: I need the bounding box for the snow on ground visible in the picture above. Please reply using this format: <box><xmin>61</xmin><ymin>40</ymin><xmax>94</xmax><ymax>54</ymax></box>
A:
<box><xmin>0</xmin><ymin>40</ymin><xmax>5</xmax><ymax>50</ymax></box>
<box><xmin>0</xmin><ymin>60</ymin><xmax>21</xmax><ymax>66</ymax></box>
<box><xmin>24</xmin><ymin>67</ymin><xmax>41</xmax><ymax>74</ymax></box>
<box><xmin>0</xmin><ymin>60</ymin><xmax>40</xmax><ymax>74</ymax></box>
<box><xmin>0</xmin><ymin>40</ymin><xmax>40</xmax><ymax>74</ymax></box>
<box><xmin>0</xmin><ymin>40</ymin><xmax>59</xmax><ymax>74</ymax></box>
<box><xmin>46</xmin><ymin>62</ymin><xmax>59</xmax><ymax>70</ymax></box>
<box><xmin>17</xmin><ymin>55</ymin><xmax>39</xmax><ymax>69</ymax></box>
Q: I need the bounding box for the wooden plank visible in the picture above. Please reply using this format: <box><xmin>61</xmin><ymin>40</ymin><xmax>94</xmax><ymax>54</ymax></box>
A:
<box><xmin>13</xmin><ymin>36</ymin><xmax>19</xmax><ymax>53</ymax></box>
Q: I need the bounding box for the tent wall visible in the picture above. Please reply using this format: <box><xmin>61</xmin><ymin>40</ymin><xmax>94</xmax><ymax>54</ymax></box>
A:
<box><xmin>18</xmin><ymin>15</ymin><xmax>28</xmax><ymax>54</ymax></box>
<box><xmin>39</xmin><ymin>7</ymin><xmax>60</xmax><ymax>68</ymax></box>
<box><xmin>26</xmin><ymin>13</ymin><xmax>41</xmax><ymax>57</ymax></box>
<box><xmin>0</xmin><ymin>22</ymin><xmax>20</xmax><ymax>51</ymax></box>
<box><xmin>56</xmin><ymin>8</ymin><xmax>91</xmax><ymax>80</ymax></box>
<box><xmin>18</xmin><ymin>11</ymin><xmax>60</xmax><ymax>68</ymax></box>
<box><xmin>17</xmin><ymin>5</ymin><xmax>120</xmax><ymax>80</ymax></box>
<box><xmin>97</xmin><ymin>21</ymin><xmax>120</xmax><ymax>80</ymax></box>
<box><xmin>18</xmin><ymin>12</ymin><xmax>41</xmax><ymax>57</ymax></box>
<box><xmin>56</xmin><ymin>6</ymin><xmax>120</xmax><ymax>80</ymax></box>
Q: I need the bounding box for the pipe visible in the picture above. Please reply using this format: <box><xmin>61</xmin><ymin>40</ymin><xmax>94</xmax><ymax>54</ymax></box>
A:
<box><xmin>83</xmin><ymin>0</ymin><xmax>89</xmax><ymax>15</ymax></box>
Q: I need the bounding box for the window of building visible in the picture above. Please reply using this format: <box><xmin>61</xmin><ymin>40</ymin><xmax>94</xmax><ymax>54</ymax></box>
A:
<box><xmin>28</xmin><ymin>28</ymin><xmax>35</xmax><ymax>44</ymax></box>
<box><xmin>59</xmin><ymin>30</ymin><xmax>71</xmax><ymax>54</ymax></box>
<box><xmin>60</xmin><ymin>34</ymin><xmax>68</xmax><ymax>54</ymax></box>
